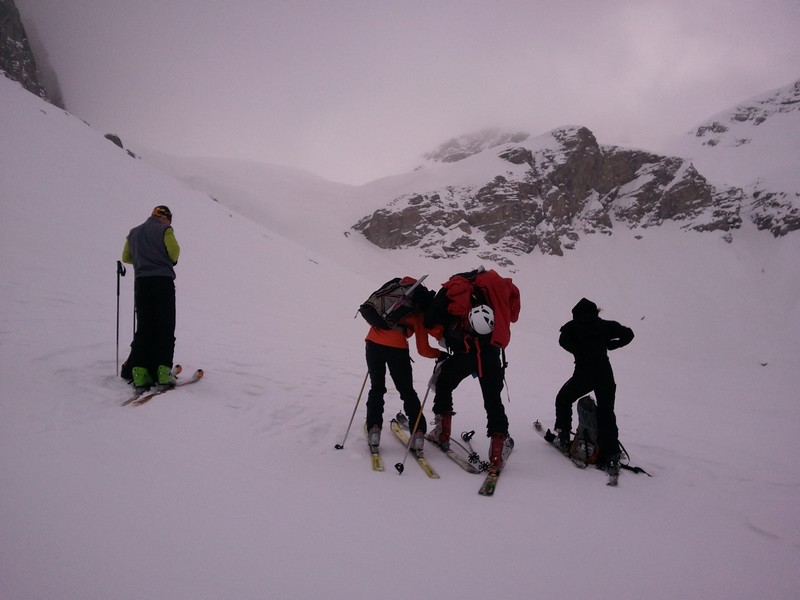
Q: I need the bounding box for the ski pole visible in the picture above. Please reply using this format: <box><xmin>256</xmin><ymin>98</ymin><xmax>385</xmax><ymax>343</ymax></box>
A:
<box><xmin>116</xmin><ymin>261</ymin><xmax>126</xmax><ymax>376</ymax></box>
<box><xmin>334</xmin><ymin>371</ymin><xmax>369</xmax><ymax>450</ymax></box>
<box><xmin>394</xmin><ymin>364</ymin><xmax>436</xmax><ymax>475</ymax></box>
<box><xmin>501</xmin><ymin>349</ymin><xmax>511</xmax><ymax>403</ymax></box>
<box><xmin>394</xmin><ymin>385</ymin><xmax>431</xmax><ymax>474</ymax></box>
<box><xmin>382</xmin><ymin>274</ymin><xmax>428</xmax><ymax>320</ymax></box>
<box><xmin>459</xmin><ymin>430</ymin><xmax>484</xmax><ymax>465</ymax></box>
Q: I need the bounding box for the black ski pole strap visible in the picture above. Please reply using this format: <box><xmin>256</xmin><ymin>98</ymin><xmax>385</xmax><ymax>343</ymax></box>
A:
<box><xmin>616</xmin><ymin>441</ymin><xmax>652</xmax><ymax>476</ymax></box>
<box><xmin>620</xmin><ymin>464</ymin><xmax>652</xmax><ymax>476</ymax></box>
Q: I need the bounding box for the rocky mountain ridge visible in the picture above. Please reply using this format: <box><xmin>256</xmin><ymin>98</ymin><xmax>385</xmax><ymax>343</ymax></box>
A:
<box><xmin>0</xmin><ymin>0</ymin><xmax>46</xmax><ymax>100</ymax></box>
<box><xmin>692</xmin><ymin>80</ymin><xmax>800</xmax><ymax>148</ymax></box>
<box><xmin>353</xmin><ymin>81</ymin><xmax>799</xmax><ymax>265</ymax></box>
<box><xmin>421</xmin><ymin>128</ymin><xmax>531</xmax><ymax>164</ymax></box>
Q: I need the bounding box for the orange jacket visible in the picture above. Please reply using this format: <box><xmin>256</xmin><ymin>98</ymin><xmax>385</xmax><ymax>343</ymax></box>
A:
<box><xmin>365</xmin><ymin>311</ymin><xmax>442</xmax><ymax>359</ymax></box>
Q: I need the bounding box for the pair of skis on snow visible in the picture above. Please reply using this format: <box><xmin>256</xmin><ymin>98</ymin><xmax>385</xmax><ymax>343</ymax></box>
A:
<box><xmin>365</xmin><ymin>414</ymin><xmax>440</xmax><ymax>478</ymax></box>
<box><xmin>121</xmin><ymin>364</ymin><xmax>204</xmax><ymax>407</ymax></box>
<box><xmin>533</xmin><ymin>420</ymin><xmax>622</xmax><ymax>486</ymax></box>
<box><xmin>367</xmin><ymin>412</ymin><xmax>507</xmax><ymax>496</ymax></box>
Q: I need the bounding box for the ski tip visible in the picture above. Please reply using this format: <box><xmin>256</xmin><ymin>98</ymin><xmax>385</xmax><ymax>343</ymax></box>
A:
<box><xmin>173</xmin><ymin>364</ymin><xmax>183</xmax><ymax>375</ymax></box>
<box><xmin>195</xmin><ymin>368</ymin><xmax>205</xmax><ymax>378</ymax></box>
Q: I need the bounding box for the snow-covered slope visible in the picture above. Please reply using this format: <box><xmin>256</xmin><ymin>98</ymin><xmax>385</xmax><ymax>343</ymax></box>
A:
<box><xmin>666</xmin><ymin>79</ymin><xmax>800</xmax><ymax>193</ymax></box>
<box><xmin>139</xmin><ymin>151</ymin><xmax>358</xmax><ymax>255</ymax></box>
<box><xmin>1</xmin><ymin>75</ymin><xmax>799</xmax><ymax>600</ymax></box>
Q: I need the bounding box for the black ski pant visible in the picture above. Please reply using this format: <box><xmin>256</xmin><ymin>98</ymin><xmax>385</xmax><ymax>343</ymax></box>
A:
<box><xmin>432</xmin><ymin>346</ymin><xmax>508</xmax><ymax>437</ymax></box>
<box><xmin>555</xmin><ymin>359</ymin><xmax>619</xmax><ymax>459</ymax></box>
<box><xmin>129</xmin><ymin>276</ymin><xmax>176</xmax><ymax>377</ymax></box>
<box><xmin>365</xmin><ymin>341</ymin><xmax>427</xmax><ymax>434</ymax></box>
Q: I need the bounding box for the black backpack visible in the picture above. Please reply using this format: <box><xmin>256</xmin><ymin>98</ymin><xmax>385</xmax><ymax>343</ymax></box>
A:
<box><xmin>570</xmin><ymin>395</ymin><xmax>600</xmax><ymax>464</ymax></box>
<box><xmin>358</xmin><ymin>275</ymin><xmax>430</xmax><ymax>329</ymax></box>
<box><xmin>568</xmin><ymin>395</ymin><xmax>651</xmax><ymax>476</ymax></box>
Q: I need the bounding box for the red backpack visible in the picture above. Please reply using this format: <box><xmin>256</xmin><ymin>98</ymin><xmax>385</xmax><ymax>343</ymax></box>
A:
<box><xmin>442</xmin><ymin>268</ymin><xmax>520</xmax><ymax>349</ymax></box>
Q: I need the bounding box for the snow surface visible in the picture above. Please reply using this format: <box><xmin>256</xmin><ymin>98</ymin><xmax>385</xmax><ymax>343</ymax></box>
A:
<box><xmin>1</xmin><ymin>75</ymin><xmax>800</xmax><ymax>600</ymax></box>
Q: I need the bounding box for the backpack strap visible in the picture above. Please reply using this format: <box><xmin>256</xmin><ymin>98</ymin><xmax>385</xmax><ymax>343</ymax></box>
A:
<box><xmin>620</xmin><ymin>464</ymin><xmax>652</xmax><ymax>476</ymax></box>
<box><xmin>618</xmin><ymin>440</ymin><xmax>653</xmax><ymax>476</ymax></box>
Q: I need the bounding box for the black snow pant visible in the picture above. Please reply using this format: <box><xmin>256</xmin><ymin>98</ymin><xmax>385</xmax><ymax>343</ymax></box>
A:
<box><xmin>128</xmin><ymin>276</ymin><xmax>176</xmax><ymax>377</ymax></box>
<box><xmin>555</xmin><ymin>359</ymin><xmax>619</xmax><ymax>459</ymax></box>
<box><xmin>365</xmin><ymin>341</ymin><xmax>427</xmax><ymax>434</ymax></box>
<box><xmin>432</xmin><ymin>345</ymin><xmax>508</xmax><ymax>437</ymax></box>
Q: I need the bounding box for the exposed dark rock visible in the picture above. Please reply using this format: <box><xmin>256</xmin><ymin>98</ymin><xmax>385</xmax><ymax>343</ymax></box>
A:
<box><xmin>0</xmin><ymin>0</ymin><xmax>47</xmax><ymax>99</ymax></box>
<box><xmin>353</xmin><ymin>125</ymin><xmax>770</xmax><ymax>263</ymax></box>
<box><xmin>105</xmin><ymin>133</ymin><xmax>124</xmax><ymax>149</ymax></box>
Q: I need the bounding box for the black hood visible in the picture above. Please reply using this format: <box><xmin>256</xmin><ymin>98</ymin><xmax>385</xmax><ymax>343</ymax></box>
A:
<box><xmin>572</xmin><ymin>298</ymin><xmax>599</xmax><ymax>318</ymax></box>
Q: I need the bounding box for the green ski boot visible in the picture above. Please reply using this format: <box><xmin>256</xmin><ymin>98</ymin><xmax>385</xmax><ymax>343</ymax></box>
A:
<box><xmin>157</xmin><ymin>365</ymin><xmax>177</xmax><ymax>388</ymax></box>
<box><xmin>131</xmin><ymin>367</ymin><xmax>153</xmax><ymax>392</ymax></box>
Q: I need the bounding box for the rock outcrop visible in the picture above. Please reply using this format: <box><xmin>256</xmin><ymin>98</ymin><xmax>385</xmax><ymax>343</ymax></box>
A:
<box><xmin>354</xmin><ymin>126</ymin><xmax>748</xmax><ymax>264</ymax></box>
<box><xmin>0</xmin><ymin>0</ymin><xmax>47</xmax><ymax>99</ymax></box>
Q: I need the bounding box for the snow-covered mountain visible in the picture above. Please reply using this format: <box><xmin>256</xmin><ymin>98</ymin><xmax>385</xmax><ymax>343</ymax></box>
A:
<box><xmin>1</xmin><ymin>70</ymin><xmax>800</xmax><ymax>600</ymax></box>
<box><xmin>354</xmin><ymin>126</ymin><xmax>740</xmax><ymax>263</ymax></box>
<box><xmin>419</xmin><ymin>128</ymin><xmax>531</xmax><ymax>164</ymax></box>
<box><xmin>666</xmin><ymin>79</ymin><xmax>800</xmax><ymax>235</ymax></box>
<box><xmin>668</xmin><ymin>79</ymin><xmax>800</xmax><ymax>188</ymax></box>
<box><xmin>138</xmin><ymin>80</ymin><xmax>800</xmax><ymax>267</ymax></box>
<box><xmin>353</xmin><ymin>80</ymin><xmax>800</xmax><ymax>264</ymax></box>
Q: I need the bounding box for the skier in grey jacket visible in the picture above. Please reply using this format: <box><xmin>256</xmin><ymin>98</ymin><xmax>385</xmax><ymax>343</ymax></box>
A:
<box><xmin>121</xmin><ymin>205</ymin><xmax>180</xmax><ymax>389</ymax></box>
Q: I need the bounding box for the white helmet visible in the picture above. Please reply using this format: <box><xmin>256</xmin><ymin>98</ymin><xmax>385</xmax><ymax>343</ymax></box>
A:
<box><xmin>468</xmin><ymin>304</ymin><xmax>494</xmax><ymax>335</ymax></box>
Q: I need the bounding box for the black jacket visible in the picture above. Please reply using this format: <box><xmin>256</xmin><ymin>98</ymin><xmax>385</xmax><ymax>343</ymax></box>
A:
<box><xmin>559</xmin><ymin>298</ymin><xmax>634</xmax><ymax>366</ymax></box>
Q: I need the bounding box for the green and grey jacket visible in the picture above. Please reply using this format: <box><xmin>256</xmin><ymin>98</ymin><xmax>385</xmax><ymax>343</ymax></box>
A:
<box><xmin>122</xmin><ymin>216</ymin><xmax>180</xmax><ymax>279</ymax></box>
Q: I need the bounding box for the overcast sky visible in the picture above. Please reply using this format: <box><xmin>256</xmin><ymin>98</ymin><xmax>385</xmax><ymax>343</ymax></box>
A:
<box><xmin>15</xmin><ymin>0</ymin><xmax>800</xmax><ymax>184</ymax></box>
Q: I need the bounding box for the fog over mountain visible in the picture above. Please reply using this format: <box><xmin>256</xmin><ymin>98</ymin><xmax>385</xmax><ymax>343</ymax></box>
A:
<box><xmin>11</xmin><ymin>0</ymin><xmax>800</xmax><ymax>184</ymax></box>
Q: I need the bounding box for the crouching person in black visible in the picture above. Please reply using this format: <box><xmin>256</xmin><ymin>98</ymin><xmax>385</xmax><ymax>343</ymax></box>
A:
<box><xmin>554</xmin><ymin>298</ymin><xmax>634</xmax><ymax>476</ymax></box>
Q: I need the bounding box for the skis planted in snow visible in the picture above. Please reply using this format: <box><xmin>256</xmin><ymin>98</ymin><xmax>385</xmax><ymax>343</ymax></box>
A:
<box><xmin>392</xmin><ymin>412</ymin><xmax>480</xmax><ymax>474</ymax></box>
<box><xmin>477</xmin><ymin>467</ymin><xmax>500</xmax><ymax>496</ymax></box>
<box><xmin>390</xmin><ymin>418</ymin><xmax>439</xmax><ymax>479</ymax></box>
<box><xmin>534</xmin><ymin>420</ymin><xmax>630</xmax><ymax>486</ymax></box>
<box><xmin>365</xmin><ymin>424</ymin><xmax>384</xmax><ymax>472</ymax></box>
<box><xmin>533</xmin><ymin>420</ymin><xmax>589</xmax><ymax>469</ymax></box>
<box><xmin>123</xmin><ymin>368</ymin><xmax>204</xmax><ymax>407</ymax></box>
<box><xmin>477</xmin><ymin>435</ymin><xmax>513</xmax><ymax>496</ymax></box>
<box><xmin>122</xmin><ymin>364</ymin><xmax>183</xmax><ymax>406</ymax></box>
<box><xmin>395</xmin><ymin>413</ymin><xmax>480</xmax><ymax>473</ymax></box>
<box><xmin>425</xmin><ymin>436</ymin><xmax>482</xmax><ymax>474</ymax></box>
